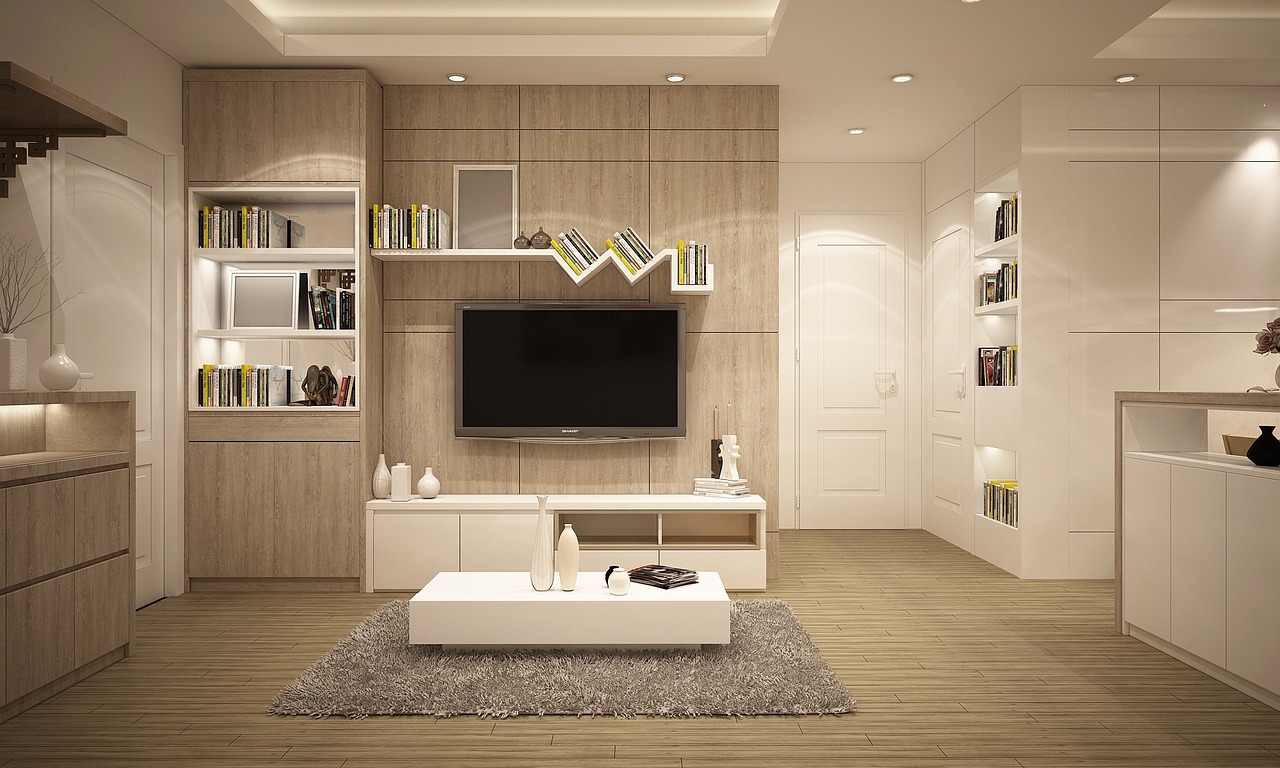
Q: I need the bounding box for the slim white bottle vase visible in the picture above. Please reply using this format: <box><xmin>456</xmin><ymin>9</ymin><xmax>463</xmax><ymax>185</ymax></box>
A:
<box><xmin>530</xmin><ymin>494</ymin><xmax>554</xmax><ymax>592</ymax></box>
<box><xmin>557</xmin><ymin>523</ymin><xmax>579</xmax><ymax>591</ymax></box>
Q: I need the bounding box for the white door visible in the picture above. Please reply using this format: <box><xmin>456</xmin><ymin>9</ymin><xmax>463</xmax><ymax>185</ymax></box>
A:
<box><xmin>797</xmin><ymin>213</ymin><xmax>907</xmax><ymax>528</ymax></box>
<box><xmin>55</xmin><ymin>138</ymin><xmax>167</xmax><ymax>607</ymax></box>
<box><xmin>923</xmin><ymin>218</ymin><xmax>973</xmax><ymax>550</ymax></box>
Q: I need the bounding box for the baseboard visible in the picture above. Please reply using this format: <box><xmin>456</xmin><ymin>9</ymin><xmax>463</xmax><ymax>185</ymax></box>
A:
<box><xmin>1130</xmin><ymin>626</ymin><xmax>1280</xmax><ymax>712</ymax></box>
<box><xmin>0</xmin><ymin>646</ymin><xmax>125</xmax><ymax>724</ymax></box>
<box><xmin>187</xmin><ymin>576</ymin><xmax>360</xmax><ymax>592</ymax></box>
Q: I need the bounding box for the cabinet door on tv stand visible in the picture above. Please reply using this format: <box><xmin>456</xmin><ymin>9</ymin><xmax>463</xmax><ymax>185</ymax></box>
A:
<box><xmin>460</xmin><ymin>514</ymin><xmax>537</xmax><ymax>571</ymax></box>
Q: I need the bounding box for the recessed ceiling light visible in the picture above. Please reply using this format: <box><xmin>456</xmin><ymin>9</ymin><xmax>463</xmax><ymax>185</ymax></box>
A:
<box><xmin>961</xmin><ymin>0</ymin><xmax>982</xmax><ymax>3</ymax></box>
<box><xmin>847</xmin><ymin>127</ymin><xmax>866</xmax><ymax>135</ymax></box>
<box><xmin>446</xmin><ymin>73</ymin><xmax>467</xmax><ymax>83</ymax></box>
<box><xmin>891</xmin><ymin>73</ymin><xmax>914</xmax><ymax>83</ymax></box>
<box><xmin>665</xmin><ymin>73</ymin><xmax>686</xmax><ymax>83</ymax></box>
<box><xmin>1114</xmin><ymin>74</ymin><xmax>1137</xmax><ymax>84</ymax></box>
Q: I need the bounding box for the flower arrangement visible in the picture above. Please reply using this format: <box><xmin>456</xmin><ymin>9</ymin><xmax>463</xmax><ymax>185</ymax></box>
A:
<box><xmin>1254</xmin><ymin>316</ymin><xmax>1280</xmax><ymax>356</ymax></box>
<box><xmin>0</xmin><ymin>234</ymin><xmax>81</xmax><ymax>335</ymax></box>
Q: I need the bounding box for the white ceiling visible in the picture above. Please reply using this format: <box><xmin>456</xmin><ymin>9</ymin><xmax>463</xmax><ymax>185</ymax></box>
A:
<box><xmin>92</xmin><ymin>0</ymin><xmax>1280</xmax><ymax>162</ymax></box>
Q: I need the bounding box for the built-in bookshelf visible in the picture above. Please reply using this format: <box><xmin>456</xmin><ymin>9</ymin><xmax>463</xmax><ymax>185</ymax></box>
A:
<box><xmin>972</xmin><ymin>168</ymin><xmax>1022</xmax><ymax>564</ymax></box>
<box><xmin>188</xmin><ymin>185</ymin><xmax>361</xmax><ymax>411</ymax></box>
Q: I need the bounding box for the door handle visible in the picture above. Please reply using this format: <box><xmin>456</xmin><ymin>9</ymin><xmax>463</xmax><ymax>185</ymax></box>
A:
<box><xmin>947</xmin><ymin>365</ymin><xmax>966</xmax><ymax>399</ymax></box>
<box><xmin>874</xmin><ymin>369</ymin><xmax>898</xmax><ymax>396</ymax></box>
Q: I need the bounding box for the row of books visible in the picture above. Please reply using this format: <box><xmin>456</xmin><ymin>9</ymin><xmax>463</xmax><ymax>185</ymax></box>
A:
<box><xmin>994</xmin><ymin>195</ymin><xmax>1019</xmax><ymax>242</ymax></box>
<box><xmin>977</xmin><ymin>345</ymin><xmax>1018</xmax><ymax>387</ymax></box>
<box><xmin>196</xmin><ymin>364</ymin><xmax>293</xmax><ymax>408</ymax></box>
<box><xmin>628</xmin><ymin>564</ymin><xmax>698</xmax><ymax>589</ymax></box>
<box><xmin>983</xmin><ymin>479</ymin><xmax>1019</xmax><ymax>527</ymax></box>
<box><xmin>979</xmin><ymin>261</ymin><xmax>1018</xmax><ymax>306</ymax></box>
<box><xmin>198</xmin><ymin>205</ymin><xmax>305</xmax><ymax>249</ymax></box>
<box><xmin>369</xmin><ymin>204</ymin><xmax>451</xmax><ymax>249</ymax></box>
<box><xmin>308</xmin><ymin>286</ymin><xmax>355</xmax><ymax>331</ymax></box>
<box><xmin>550</xmin><ymin>228</ymin><xmax>603</xmax><ymax>275</ymax></box>
<box><xmin>693</xmin><ymin>476</ymin><xmax>751</xmax><ymax>498</ymax></box>
<box><xmin>605</xmin><ymin>227</ymin><xmax>658</xmax><ymax>275</ymax></box>
<box><xmin>676</xmin><ymin>240</ymin><xmax>709</xmax><ymax>286</ymax></box>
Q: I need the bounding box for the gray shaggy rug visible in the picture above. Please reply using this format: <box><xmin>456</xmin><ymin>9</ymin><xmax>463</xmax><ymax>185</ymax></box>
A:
<box><xmin>270</xmin><ymin>599</ymin><xmax>854</xmax><ymax>718</ymax></box>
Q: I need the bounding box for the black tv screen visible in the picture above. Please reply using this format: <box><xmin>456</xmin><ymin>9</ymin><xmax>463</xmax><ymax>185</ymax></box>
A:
<box><xmin>455</xmin><ymin>303</ymin><xmax>686</xmax><ymax>440</ymax></box>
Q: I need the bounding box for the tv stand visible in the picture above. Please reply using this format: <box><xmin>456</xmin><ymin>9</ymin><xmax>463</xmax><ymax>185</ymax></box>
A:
<box><xmin>365</xmin><ymin>493</ymin><xmax>766</xmax><ymax>591</ymax></box>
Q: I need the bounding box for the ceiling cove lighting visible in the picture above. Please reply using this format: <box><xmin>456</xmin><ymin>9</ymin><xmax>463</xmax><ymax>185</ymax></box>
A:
<box><xmin>847</xmin><ymin>127</ymin><xmax>866</xmax><ymax>135</ymax></box>
<box><xmin>1114</xmin><ymin>74</ymin><xmax>1137</xmax><ymax>84</ymax></box>
<box><xmin>665</xmin><ymin>73</ymin><xmax>686</xmax><ymax>83</ymax></box>
<box><xmin>961</xmin><ymin>0</ymin><xmax>982</xmax><ymax>3</ymax></box>
<box><xmin>446</xmin><ymin>73</ymin><xmax>467</xmax><ymax>83</ymax></box>
<box><xmin>891</xmin><ymin>73</ymin><xmax>914</xmax><ymax>83</ymax></box>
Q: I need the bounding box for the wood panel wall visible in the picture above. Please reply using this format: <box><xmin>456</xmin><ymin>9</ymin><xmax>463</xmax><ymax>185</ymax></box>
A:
<box><xmin>380</xmin><ymin>85</ymin><xmax>779</xmax><ymax>577</ymax></box>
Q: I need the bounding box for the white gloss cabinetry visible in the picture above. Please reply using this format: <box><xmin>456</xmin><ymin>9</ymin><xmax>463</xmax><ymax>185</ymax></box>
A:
<box><xmin>1117</xmin><ymin>391</ymin><xmax>1280</xmax><ymax>708</ymax></box>
<box><xmin>365</xmin><ymin>494</ymin><xmax>766</xmax><ymax>592</ymax></box>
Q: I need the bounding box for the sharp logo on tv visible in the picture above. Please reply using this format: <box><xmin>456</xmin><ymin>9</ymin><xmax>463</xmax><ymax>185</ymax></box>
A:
<box><xmin>561</xmin><ymin>429</ymin><xmax>580</xmax><ymax>434</ymax></box>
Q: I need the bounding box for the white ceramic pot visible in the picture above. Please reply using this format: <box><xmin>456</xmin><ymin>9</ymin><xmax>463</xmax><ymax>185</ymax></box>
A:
<box><xmin>0</xmin><ymin>333</ymin><xmax>27</xmax><ymax>391</ymax></box>
<box><xmin>417</xmin><ymin>466</ymin><xmax>440</xmax><ymax>499</ymax></box>
<box><xmin>557</xmin><ymin>523</ymin><xmax>579</xmax><ymax>591</ymax></box>
<box><xmin>39</xmin><ymin>343</ymin><xmax>79</xmax><ymax>391</ymax></box>
<box><xmin>390</xmin><ymin>462</ymin><xmax>412</xmax><ymax>501</ymax></box>
<box><xmin>372</xmin><ymin>454</ymin><xmax>391</xmax><ymax>499</ymax></box>
<box><xmin>530</xmin><ymin>494</ymin><xmax>553</xmax><ymax>592</ymax></box>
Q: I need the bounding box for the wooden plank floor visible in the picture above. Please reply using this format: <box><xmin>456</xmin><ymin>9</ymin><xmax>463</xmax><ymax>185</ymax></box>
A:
<box><xmin>2</xmin><ymin>530</ymin><xmax>1278</xmax><ymax>767</ymax></box>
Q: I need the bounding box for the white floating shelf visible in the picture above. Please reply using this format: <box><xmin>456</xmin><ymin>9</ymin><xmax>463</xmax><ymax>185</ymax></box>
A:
<box><xmin>194</xmin><ymin>329</ymin><xmax>356</xmax><ymax>340</ymax></box>
<box><xmin>975</xmin><ymin>298</ymin><xmax>1020</xmax><ymax>316</ymax></box>
<box><xmin>372</xmin><ymin>248</ymin><xmax>553</xmax><ymax>262</ymax></box>
<box><xmin>975</xmin><ymin>234</ymin><xmax>1020</xmax><ymax>260</ymax></box>
<box><xmin>671</xmin><ymin>261</ymin><xmax>714</xmax><ymax>295</ymax></box>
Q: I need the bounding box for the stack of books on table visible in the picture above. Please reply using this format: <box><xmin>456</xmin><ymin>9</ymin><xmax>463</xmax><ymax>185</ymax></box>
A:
<box><xmin>628</xmin><ymin>564</ymin><xmax>699</xmax><ymax>589</ymax></box>
<box><xmin>693</xmin><ymin>477</ymin><xmax>751</xmax><ymax>498</ymax></box>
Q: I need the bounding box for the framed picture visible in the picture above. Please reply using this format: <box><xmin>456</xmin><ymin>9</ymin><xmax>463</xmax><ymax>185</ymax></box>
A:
<box><xmin>453</xmin><ymin>165</ymin><xmax>518</xmax><ymax>249</ymax></box>
<box><xmin>227</xmin><ymin>270</ymin><xmax>306</xmax><ymax>330</ymax></box>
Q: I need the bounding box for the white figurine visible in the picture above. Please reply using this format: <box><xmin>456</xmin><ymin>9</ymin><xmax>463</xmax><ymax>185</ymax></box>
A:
<box><xmin>719</xmin><ymin>434</ymin><xmax>741</xmax><ymax>481</ymax></box>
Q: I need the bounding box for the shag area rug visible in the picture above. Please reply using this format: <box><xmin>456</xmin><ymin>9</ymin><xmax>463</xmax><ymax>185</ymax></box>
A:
<box><xmin>271</xmin><ymin>599</ymin><xmax>854</xmax><ymax>718</ymax></box>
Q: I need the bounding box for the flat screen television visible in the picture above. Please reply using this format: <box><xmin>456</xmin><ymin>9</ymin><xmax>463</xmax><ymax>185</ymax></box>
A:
<box><xmin>455</xmin><ymin>302</ymin><xmax>685</xmax><ymax>440</ymax></box>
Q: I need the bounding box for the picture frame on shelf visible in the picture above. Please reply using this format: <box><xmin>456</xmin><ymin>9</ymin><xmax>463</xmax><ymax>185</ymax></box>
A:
<box><xmin>227</xmin><ymin>269</ymin><xmax>308</xmax><ymax>330</ymax></box>
<box><xmin>453</xmin><ymin>164</ymin><xmax>518</xmax><ymax>249</ymax></box>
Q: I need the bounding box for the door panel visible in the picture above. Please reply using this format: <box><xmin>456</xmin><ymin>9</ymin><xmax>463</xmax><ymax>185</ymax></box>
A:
<box><xmin>798</xmin><ymin>214</ymin><xmax>906</xmax><ymax>529</ymax></box>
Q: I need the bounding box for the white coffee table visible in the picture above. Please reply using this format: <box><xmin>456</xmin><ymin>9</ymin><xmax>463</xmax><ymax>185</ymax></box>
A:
<box><xmin>409</xmin><ymin>571</ymin><xmax>730</xmax><ymax>648</ymax></box>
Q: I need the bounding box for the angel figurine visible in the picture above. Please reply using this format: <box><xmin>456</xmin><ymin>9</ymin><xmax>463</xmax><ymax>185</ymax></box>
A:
<box><xmin>718</xmin><ymin>434</ymin><xmax>741</xmax><ymax>481</ymax></box>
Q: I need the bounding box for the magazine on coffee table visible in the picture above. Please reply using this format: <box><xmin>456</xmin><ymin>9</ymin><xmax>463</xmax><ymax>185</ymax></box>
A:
<box><xmin>628</xmin><ymin>564</ymin><xmax>699</xmax><ymax>589</ymax></box>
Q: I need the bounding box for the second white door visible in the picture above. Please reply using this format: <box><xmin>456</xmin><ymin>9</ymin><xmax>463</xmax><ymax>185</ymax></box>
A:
<box><xmin>797</xmin><ymin>213</ymin><xmax>907</xmax><ymax>528</ymax></box>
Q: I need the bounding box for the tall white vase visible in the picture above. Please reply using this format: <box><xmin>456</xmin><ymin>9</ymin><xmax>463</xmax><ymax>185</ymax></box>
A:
<box><xmin>530</xmin><ymin>494</ymin><xmax>554</xmax><ymax>591</ymax></box>
<box><xmin>371</xmin><ymin>454</ymin><xmax>391</xmax><ymax>499</ymax></box>
<box><xmin>417</xmin><ymin>466</ymin><xmax>440</xmax><ymax>499</ymax></box>
<box><xmin>390</xmin><ymin>462</ymin><xmax>412</xmax><ymax>501</ymax></box>
<box><xmin>0</xmin><ymin>333</ymin><xmax>26</xmax><ymax>391</ymax></box>
<box><xmin>39</xmin><ymin>343</ymin><xmax>79</xmax><ymax>391</ymax></box>
<box><xmin>557</xmin><ymin>523</ymin><xmax>579</xmax><ymax>591</ymax></box>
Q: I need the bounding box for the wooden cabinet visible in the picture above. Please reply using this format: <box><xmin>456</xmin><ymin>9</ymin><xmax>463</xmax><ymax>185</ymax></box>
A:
<box><xmin>0</xmin><ymin>391</ymin><xmax>134</xmax><ymax>721</ymax></box>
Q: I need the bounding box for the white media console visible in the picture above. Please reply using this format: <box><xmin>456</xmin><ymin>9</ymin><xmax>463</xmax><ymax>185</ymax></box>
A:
<box><xmin>365</xmin><ymin>493</ymin><xmax>767</xmax><ymax>592</ymax></box>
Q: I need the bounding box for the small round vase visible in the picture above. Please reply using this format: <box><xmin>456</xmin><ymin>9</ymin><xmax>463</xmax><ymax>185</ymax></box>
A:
<box><xmin>1246</xmin><ymin>425</ymin><xmax>1280</xmax><ymax>468</ymax></box>
<box><xmin>606</xmin><ymin>565</ymin><xmax>630</xmax><ymax>596</ymax></box>
<box><xmin>513</xmin><ymin>232</ymin><xmax>531</xmax><ymax>249</ymax></box>
<box><xmin>39</xmin><ymin>344</ymin><xmax>79</xmax><ymax>391</ymax></box>
<box><xmin>530</xmin><ymin>227</ymin><xmax>552</xmax><ymax>250</ymax></box>
<box><xmin>417</xmin><ymin>466</ymin><xmax>440</xmax><ymax>499</ymax></box>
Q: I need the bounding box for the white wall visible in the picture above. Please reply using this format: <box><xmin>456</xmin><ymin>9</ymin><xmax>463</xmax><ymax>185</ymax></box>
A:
<box><xmin>778</xmin><ymin>162</ymin><xmax>923</xmax><ymax>529</ymax></box>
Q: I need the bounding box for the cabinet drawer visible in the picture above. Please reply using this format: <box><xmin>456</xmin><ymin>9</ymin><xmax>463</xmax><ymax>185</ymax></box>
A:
<box><xmin>659</xmin><ymin>549</ymin><xmax>766</xmax><ymax>591</ymax></box>
<box><xmin>6</xmin><ymin>572</ymin><xmax>75</xmax><ymax>701</ymax></box>
<box><xmin>460</xmin><ymin>514</ymin><xmax>537</xmax><ymax>572</ymax></box>
<box><xmin>372</xmin><ymin>513</ymin><xmax>459</xmax><ymax>591</ymax></box>
<box><xmin>74</xmin><ymin>555</ymin><xmax>131</xmax><ymax>667</ymax></box>
<box><xmin>5</xmin><ymin>478</ymin><xmax>75</xmax><ymax>586</ymax></box>
<box><xmin>75</xmin><ymin>469</ymin><xmax>130</xmax><ymax>563</ymax></box>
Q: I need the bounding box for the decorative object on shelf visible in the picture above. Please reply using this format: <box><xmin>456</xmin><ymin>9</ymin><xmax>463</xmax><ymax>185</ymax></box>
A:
<box><xmin>416</xmin><ymin>466</ymin><xmax>440</xmax><ymax>499</ymax></box>
<box><xmin>530</xmin><ymin>494</ymin><xmax>554</xmax><ymax>592</ymax></box>
<box><xmin>1252</xmin><ymin>315</ymin><xmax>1280</xmax><ymax>390</ymax></box>
<box><xmin>1245</xmin><ymin>425</ymin><xmax>1280</xmax><ymax>468</ymax></box>
<box><xmin>38</xmin><ymin>343</ymin><xmax>79</xmax><ymax>391</ymax></box>
<box><xmin>372</xmin><ymin>454</ymin><xmax>391</xmax><ymax>499</ymax></box>
<box><xmin>453</xmin><ymin>165</ymin><xmax>517</xmax><ymax>249</ymax></box>
<box><xmin>557</xmin><ymin>523</ymin><xmax>579</xmax><ymax>591</ymax></box>
<box><xmin>1</xmin><ymin>332</ymin><xmax>25</xmax><ymax>391</ymax></box>
<box><xmin>529</xmin><ymin>227</ymin><xmax>551</xmax><ymax>250</ymax></box>
<box><xmin>513</xmin><ymin>232</ymin><xmax>530</xmax><ymax>249</ymax></box>
<box><xmin>605</xmin><ymin>565</ymin><xmax>631</xmax><ymax>596</ymax></box>
<box><xmin>300</xmin><ymin>364</ymin><xmax>339</xmax><ymax>405</ymax></box>
<box><xmin>1</xmin><ymin>235</ymin><xmax>83</xmax><ymax>390</ymax></box>
<box><xmin>719</xmin><ymin>434</ymin><xmax>741</xmax><ymax>481</ymax></box>
<box><xmin>710</xmin><ymin>405</ymin><xmax>723</xmax><ymax>478</ymax></box>
<box><xmin>390</xmin><ymin>462</ymin><xmax>412</xmax><ymax>501</ymax></box>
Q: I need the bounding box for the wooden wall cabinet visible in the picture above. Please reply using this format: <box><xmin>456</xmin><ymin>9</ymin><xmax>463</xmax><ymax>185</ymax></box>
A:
<box><xmin>0</xmin><ymin>392</ymin><xmax>134</xmax><ymax>722</ymax></box>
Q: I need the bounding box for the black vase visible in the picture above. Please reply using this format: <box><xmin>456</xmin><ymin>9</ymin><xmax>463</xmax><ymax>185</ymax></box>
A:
<box><xmin>1246</xmin><ymin>425</ymin><xmax>1280</xmax><ymax>467</ymax></box>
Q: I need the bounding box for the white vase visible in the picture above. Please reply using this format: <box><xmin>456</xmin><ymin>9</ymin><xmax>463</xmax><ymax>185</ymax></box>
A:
<box><xmin>557</xmin><ymin>523</ymin><xmax>579</xmax><ymax>591</ymax></box>
<box><xmin>0</xmin><ymin>333</ymin><xmax>26</xmax><ymax>391</ymax></box>
<box><xmin>1274</xmin><ymin>360</ymin><xmax>1280</xmax><ymax>389</ymax></box>
<box><xmin>390</xmin><ymin>462</ymin><xmax>412</xmax><ymax>501</ymax></box>
<box><xmin>608</xmin><ymin>566</ymin><xmax>630</xmax><ymax>596</ymax></box>
<box><xmin>39</xmin><ymin>343</ymin><xmax>79</xmax><ymax>391</ymax></box>
<box><xmin>372</xmin><ymin>454</ymin><xmax>391</xmax><ymax>499</ymax></box>
<box><xmin>530</xmin><ymin>494</ymin><xmax>554</xmax><ymax>592</ymax></box>
<box><xmin>417</xmin><ymin>466</ymin><xmax>440</xmax><ymax>499</ymax></box>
